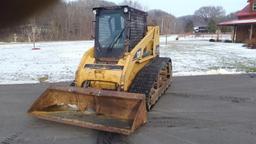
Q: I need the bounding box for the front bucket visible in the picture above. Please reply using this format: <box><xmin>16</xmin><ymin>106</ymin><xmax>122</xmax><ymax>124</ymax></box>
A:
<box><xmin>28</xmin><ymin>86</ymin><xmax>147</xmax><ymax>135</ymax></box>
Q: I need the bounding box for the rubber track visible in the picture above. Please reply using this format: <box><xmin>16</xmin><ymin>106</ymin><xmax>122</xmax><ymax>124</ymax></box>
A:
<box><xmin>129</xmin><ymin>57</ymin><xmax>171</xmax><ymax>106</ymax></box>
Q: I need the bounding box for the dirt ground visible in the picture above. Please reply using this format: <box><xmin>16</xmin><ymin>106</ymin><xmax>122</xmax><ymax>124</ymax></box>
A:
<box><xmin>0</xmin><ymin>74</ymin><xmax>256</xmax><ymax>144</ymax></box>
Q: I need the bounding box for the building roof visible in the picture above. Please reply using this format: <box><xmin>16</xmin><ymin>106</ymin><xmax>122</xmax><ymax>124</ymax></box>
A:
<box><xmin>236</xmin><ymin>4</ymin><xmax>256</xmax><ymax>18</ymax></box>
<box><xmin>237</xmin><ymin>4</ymin><xmax>250</xmax><ymax>17</ymax></box>
<box><xmin>219</xmin><ymin>0</ymin><xmax>256</xmax><ymax>26</ymax></box>
<box><xmin>218</xmin><ymin>18</ymin><xmax>256</xmax><ymax>26</ymax></box>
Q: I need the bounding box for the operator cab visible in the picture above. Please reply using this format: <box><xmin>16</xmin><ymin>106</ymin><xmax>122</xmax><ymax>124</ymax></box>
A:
<box><xmin>93</xmin><ymin>6</ymin><xmax>147</xmax><ymax>62</ymax></box>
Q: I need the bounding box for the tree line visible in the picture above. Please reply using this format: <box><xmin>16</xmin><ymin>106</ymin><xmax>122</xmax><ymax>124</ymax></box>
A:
<box><xmin>0</xmin><ymin>0</ymin><xmax>236</xmax><ymax>42</ymax></box>
<box><xmin>178</xmin><ymin>6</ymin><xmax>236</xmax><ymax>33</ymax></box>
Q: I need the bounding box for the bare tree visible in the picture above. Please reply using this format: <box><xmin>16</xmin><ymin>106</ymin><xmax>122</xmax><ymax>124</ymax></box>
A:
<box><xmin>148</xmin><ymin>10</ymin><xmax>176</xmax><ymax>34</ymax></box>
<box><xmin>194</xmin><ymin>6</ymin><xmax>226</xmax><ymax>22</ymax></box>
<box><xmin>0</xmin><ymin>1</ymin><xmax>233</xmax><ymax>41</ymax></box>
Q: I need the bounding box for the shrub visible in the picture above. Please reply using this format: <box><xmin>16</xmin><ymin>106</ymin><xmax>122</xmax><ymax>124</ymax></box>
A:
<box><xmin>245</xmin><ymin>39</ymin><xmax>256</xmax><ymax>49</ymax></box>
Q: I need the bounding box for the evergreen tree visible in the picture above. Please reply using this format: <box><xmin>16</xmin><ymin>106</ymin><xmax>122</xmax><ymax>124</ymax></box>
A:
<box><xmin>208</xmin><ymin>19</ymin><xmax>217</xmax><ymax>33</ymax></box>
<box><xmin>185</xmin><ymin>20</ymin><xmax>194</xmax><ymax>33</ymax></box>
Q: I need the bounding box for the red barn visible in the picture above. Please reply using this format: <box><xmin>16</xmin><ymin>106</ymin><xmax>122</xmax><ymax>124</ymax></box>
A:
<box><xmin>219</xmin><ymin>0</ymin><xmax>256</xmax><ymax>42</ymax></box>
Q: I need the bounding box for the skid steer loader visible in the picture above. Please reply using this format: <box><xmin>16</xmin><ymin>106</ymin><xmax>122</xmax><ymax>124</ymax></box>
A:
<box><xmin>28</xmin><ymin>6</ymin><xmax>172</xmax><ymax>135</ymax></box>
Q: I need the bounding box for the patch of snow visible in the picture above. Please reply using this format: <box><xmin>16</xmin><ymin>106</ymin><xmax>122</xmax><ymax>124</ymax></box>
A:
<box><xmin>175</xmin><ymin>69</ymin><xmax>243</xmax><ymax>76</ymax></box>
<box><xmin>0</xmin><ymin>37</ymin><xmax>256</xmax><ymax>85</ymax></box>
<box><xmin>67</xmin><ymin>104</ymin><xmax>79</xmax><ymax>110</ymax></box>
<box><xmin>0</xmin><ymin>41</ymin><xmax>93</xmax><ymax>84</ymax></box>
<box><xmin>160</xmin><ymin>34</ymin><xmax>232</xmax><ymax>43</ymax></box>
<box><xmin>160</xmin><ymin>40</ymin><xmax>256</xmax><ymax>76</ymax></box>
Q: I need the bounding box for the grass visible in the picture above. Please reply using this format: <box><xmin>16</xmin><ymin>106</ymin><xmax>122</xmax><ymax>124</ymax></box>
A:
<box><xmin>247</xmin><ymin>67</ymin><xmax>256</xmax><ymax>72</ymax></box>
<box><xmin>38</xmin><ymin>75</ymin><xmax>49</xmax><ymax>83</ymax></box>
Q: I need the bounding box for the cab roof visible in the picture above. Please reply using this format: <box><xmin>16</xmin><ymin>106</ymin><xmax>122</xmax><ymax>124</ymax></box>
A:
<box><xmin>92</xmin><ymin>5</ymin><xmax>147</xmax><ymax>16</ymax></box>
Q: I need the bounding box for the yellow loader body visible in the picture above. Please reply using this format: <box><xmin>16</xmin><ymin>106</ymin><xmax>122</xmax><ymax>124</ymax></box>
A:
<box><xmin>28</xmin><ymin>26</ymin><xmax>160</xmax><ymax>135</ymax></box>
<box><xmin>27</xmin><ymin>6</ymin><xmax>172</xmax><ymax>135</ymax></box>
<box><xmin>75</xmin><ymin>26</ymin><xmax>160</xmax><ymax>91</ymax></box>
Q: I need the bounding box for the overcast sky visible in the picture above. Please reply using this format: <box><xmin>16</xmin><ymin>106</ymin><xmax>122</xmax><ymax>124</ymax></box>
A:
<box><xmin>109</xmin><ymin>0</ymin><xmax>248</xmax><ymax>17</ymax></box>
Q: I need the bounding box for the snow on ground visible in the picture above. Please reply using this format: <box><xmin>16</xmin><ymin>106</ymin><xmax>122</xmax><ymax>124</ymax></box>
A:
<box><xmin>160</xmin><ymin>40</ymin><xmax>256</xmax><ymax>76</ymax></box>
<box><xmin>0</xmin><ymin>35</ymin><xmax>256</xmax><ymax>84</ymax></box>
<box><xmin>0</xmin><ymin>41</ymin><xmax>93</xmax><ymax>84</ymax></box>
<box><xmin>160</xmin><ymin>34</ymin><xmax>232</xmax><ymax>42</ymax></box>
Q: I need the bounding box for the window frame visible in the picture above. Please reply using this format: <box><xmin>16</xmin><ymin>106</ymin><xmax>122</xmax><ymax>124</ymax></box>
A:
<box><xmin>97</xmin><ymin>13</ymin><xmax>125</xmax><ymax>49</ymax></box>
<box><xmin>94</xmin><ymin>9</ymin><xmax>128</xmax><ymax>59</ymax></box>
<box><xmin>253</xmin><ymin>3</ymin><xmax>256</xmax><ymax>11</ymax></box>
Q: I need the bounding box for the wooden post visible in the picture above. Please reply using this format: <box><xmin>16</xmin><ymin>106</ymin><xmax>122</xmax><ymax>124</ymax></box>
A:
<box><xmin>165</xmin><ymin>35</ymin><xmax>168</xmax><ymax>45</ymax></box>
<box><xmin>232</xmin><ymin>25</ymin><xmax>237</xmax><ymax>43</ymax></box>
<box><xmin>32</xmin><ymin>27</ymin><xmax>36</xmax><ymax>48</ymax></box>
<box><xmin>161</xmin><ymin>18</ymin><xmax>164</xmax><ymax>35</ymax></box>
<box><xmin>249</xmin><ymin>24</ymin><xmax>253</xmax><ymax>40</ymax></box>
<box><xmin>232</xmin><ymin>26</ymin><xmax>235</xmax><ymax>43</ymax></box>
<box><xmin>216</xmin><ymin>28</ymin><xmax>221</xmax><ymax>41</ymax></box>
<box><xmin>13</xmin><ymin>34</ymin><xmax>17</xmax><ymax>43</ymax></box>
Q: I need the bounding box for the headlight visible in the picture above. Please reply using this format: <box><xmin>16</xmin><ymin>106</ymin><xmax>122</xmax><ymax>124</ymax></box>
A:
<box><xmin>124</xmin><ymin>7</ymin><xmax>129</xmax><ymax>13</ymax></box>
<box><xmin>93</xmin><ymin>10</ymin><xmax>97</xmax><ymax>15</ymax></box>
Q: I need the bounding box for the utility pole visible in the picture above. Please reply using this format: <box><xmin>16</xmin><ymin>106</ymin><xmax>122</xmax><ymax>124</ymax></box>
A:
<box><xmin>161</xmin><ymin>18</ymin><xmax>168</xmax><ymax>45</ymax></box>
<box><xmin>161</xmin><ymin>18</ymin><xmax>164</xmax><ymax>35</ymax></box>
<box><xmin>173</xmin><ymin>22</ymin><xmax>176</xmax><ymax>34</ymax></box>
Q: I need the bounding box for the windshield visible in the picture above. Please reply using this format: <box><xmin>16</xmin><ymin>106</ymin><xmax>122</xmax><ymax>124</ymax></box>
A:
<box><xmin>97</xmin><ymin>12</ymin><xmax>125</xmax><ymax>50</ymax></box>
